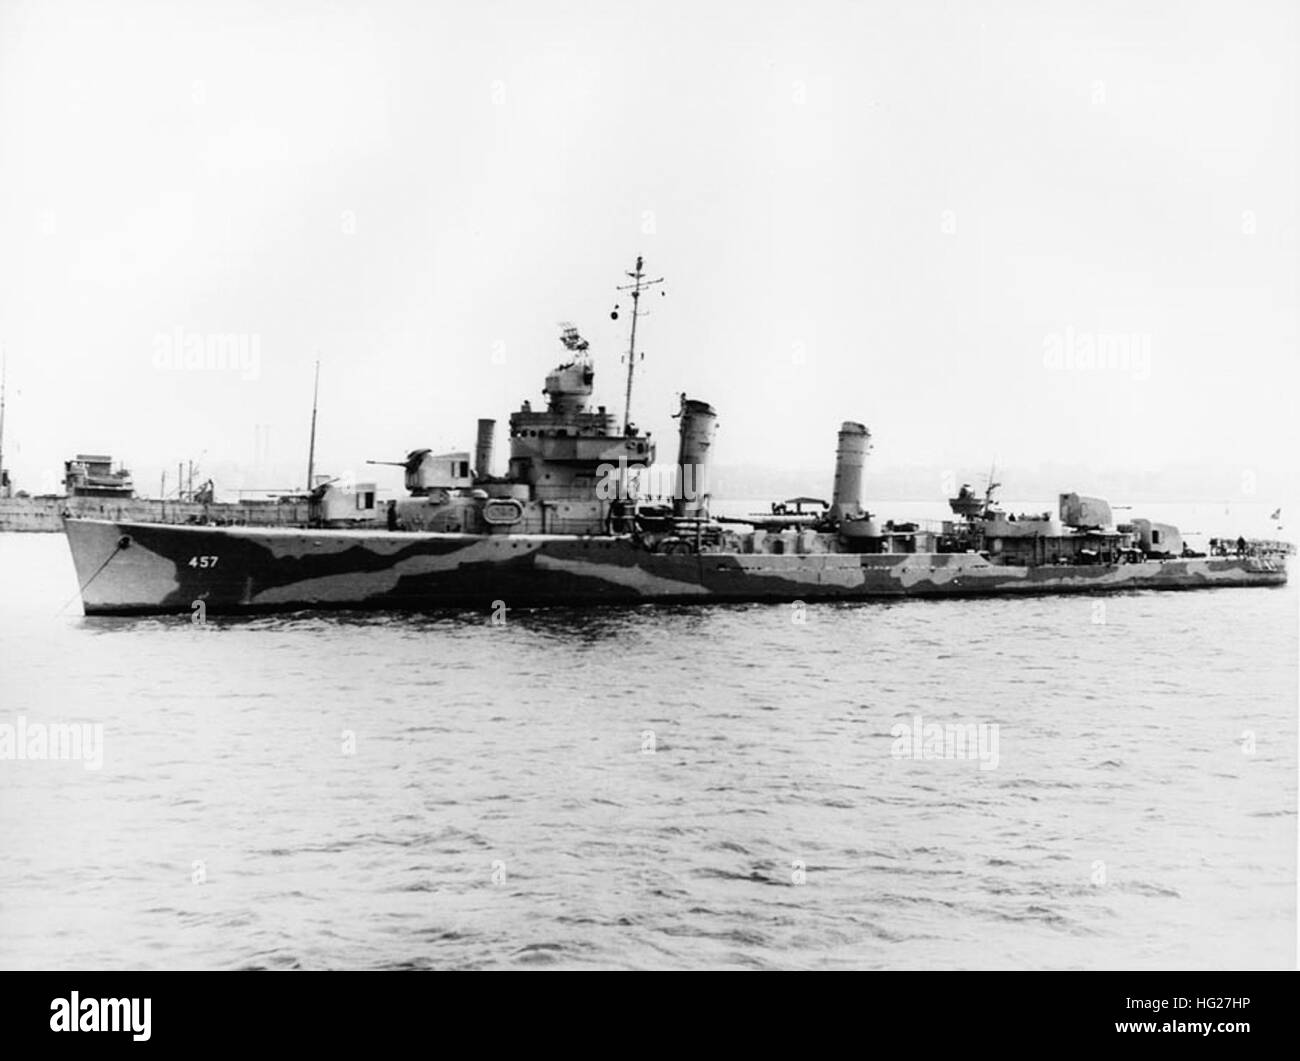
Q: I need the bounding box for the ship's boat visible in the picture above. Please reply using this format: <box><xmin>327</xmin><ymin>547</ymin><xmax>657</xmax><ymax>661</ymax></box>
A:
<box><xmin>63</xmin><ymin>258</ymin><xmax>1291</xmax><ymax>615</ymax></box>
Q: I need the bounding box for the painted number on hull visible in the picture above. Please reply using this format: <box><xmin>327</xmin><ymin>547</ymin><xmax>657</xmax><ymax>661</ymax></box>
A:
<box><xmin>188</xmin><ymin>556</ymin><xmax>219</xmax><ymax>568</ymax></box>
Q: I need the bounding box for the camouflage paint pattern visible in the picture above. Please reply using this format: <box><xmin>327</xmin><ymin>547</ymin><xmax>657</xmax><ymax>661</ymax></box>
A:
<box><xmin>64</xmin><ymin>517</ymin><xmax>1289</xmax><ymax>616</ymax></box>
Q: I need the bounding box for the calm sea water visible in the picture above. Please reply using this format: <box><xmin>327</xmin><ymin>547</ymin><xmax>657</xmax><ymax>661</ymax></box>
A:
<box><xmin>0</xmin><ymin>505</ymin><xmax>1295</xmax><ymax>970</ymax></box>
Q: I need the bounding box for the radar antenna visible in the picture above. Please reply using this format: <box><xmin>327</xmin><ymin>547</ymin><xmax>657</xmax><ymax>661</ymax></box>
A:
<box><xmin>612</xmin><ymin>255</ymin><xmax>664</xmax><ymax>435</ymax></box>
<box><xmin>558</xmin><ymin>323</ymin><xmax>589</xmax><ymax>355</ymax></box>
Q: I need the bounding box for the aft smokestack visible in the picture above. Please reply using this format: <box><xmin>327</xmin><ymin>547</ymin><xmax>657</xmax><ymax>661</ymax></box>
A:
<box><xmin>830</xmin><ymin>421</ymin><xmax>871</xmax><ymax>521</ymax></box>
<box><xmin>673</xmin><ymin>397</ymin><xmax>717</xmax><ymax>518</ymax></box>
<box><xmin>475</xmin><ymin>419</ymin><xmax>496</xmax><ymax>479</ymax></box>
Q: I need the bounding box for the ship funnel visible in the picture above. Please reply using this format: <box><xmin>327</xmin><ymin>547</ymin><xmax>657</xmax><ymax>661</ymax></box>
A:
<box><xmin>475</xmin><ymin>419</ymin><xmax>496</xmax><ymax>479</ymax></box>
<box><xmin>673</xmin><ymin>397</ymin><xmax>717</xmax><ymax>518</ymax></box>
<box><xmin>830</xmin><ymin>421</ymin><xmax>871</xmax><ymax>521</ymax></box>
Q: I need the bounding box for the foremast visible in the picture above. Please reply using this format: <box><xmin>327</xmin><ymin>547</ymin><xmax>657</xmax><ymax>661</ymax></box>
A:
<box><xmin>614</xmin><ymin>255</ymin><xmax>664</xmax><ymax>436</ymax></box>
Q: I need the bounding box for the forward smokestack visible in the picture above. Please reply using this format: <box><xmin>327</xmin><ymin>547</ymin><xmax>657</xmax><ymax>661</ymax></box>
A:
<box><xmin>673</xmin><ymin>397</ymin><xmax>717</xmax><ymax>518</ymax></box>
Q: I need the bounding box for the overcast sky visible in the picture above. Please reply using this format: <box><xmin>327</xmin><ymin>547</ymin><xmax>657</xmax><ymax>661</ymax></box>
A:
<box><xmin>1</xmin><ymin>0</ymin><xmax>1295</xmax><ymax>502</ymax></box>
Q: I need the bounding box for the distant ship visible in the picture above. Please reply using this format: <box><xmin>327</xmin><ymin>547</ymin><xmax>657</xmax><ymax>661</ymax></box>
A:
<box><xmin>0</xmin><ymin>452</ymin><xmax>311</xmax><ymax>533</ymax></box>
<box><xmin>64</xmin><ymin>258</ymin><xmax>1290</xmax><ymax>615</ymax></box>
<box><xmin>0</xmin><ymin>339</ymin><xmax>318</xmax><ymax>533</ymax></box>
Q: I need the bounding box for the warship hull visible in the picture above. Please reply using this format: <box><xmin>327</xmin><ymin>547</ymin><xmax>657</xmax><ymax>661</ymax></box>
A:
<box><xmin>64</xmin><ymin>518</ymin><xmax>1288</xmax><ymax>616</ymax></box>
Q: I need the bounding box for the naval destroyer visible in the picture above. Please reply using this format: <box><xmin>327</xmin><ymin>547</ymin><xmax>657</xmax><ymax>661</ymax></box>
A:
<box><xmin>64</xmin><ymin>258</ymin><xmax>1290</xmax><ymax>615</ymax></box>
